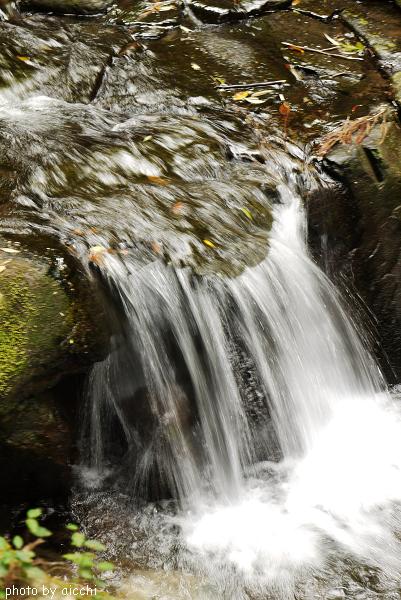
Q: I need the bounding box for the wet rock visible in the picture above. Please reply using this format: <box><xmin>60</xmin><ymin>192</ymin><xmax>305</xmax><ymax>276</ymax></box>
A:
<box><xmin>0</xmin><ymin>15</ymin><xmax>129</xmax><ymax>104</ymax></box>
<box><xmin>0</xmin><ymin>247</ymin><xmax>106</xmax><ymax>507</ymax></box>
<box><xmin>186</xmin><ymin>0</ymin><xmax>290</xmax><ymax>24</ymax></box>
<box><xmin>312</xmin><ymin>112</ymin><xmax>401</xmax><ymax>379</ymax></box>
<box><xmin>0</xmin><ymin>249</ymin><xmax>103</xmax><ymax>400</ymax></box>
<box><xmin>339</xmin><ymin>1</ymin><xmax>401</xmax><ymax>105</ymax></box>
<box><xmin>20</xmin><ymin>0</ymin><xmax>113</xmax><ymax>14</ymax></box>
<box><xmin>0</xmin><ymin>96</ymin><xmax>276</xmax><ymax>277</ymax></box>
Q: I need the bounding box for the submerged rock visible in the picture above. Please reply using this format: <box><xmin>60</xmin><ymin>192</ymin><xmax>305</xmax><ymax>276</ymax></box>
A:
<box><xmin>20</xmin><ymin>0</ymin><xmax>113</xmax><ymax>14</ymax></box>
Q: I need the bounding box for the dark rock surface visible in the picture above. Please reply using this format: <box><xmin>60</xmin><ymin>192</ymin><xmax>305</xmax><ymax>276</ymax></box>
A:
<box><xmin>310</xmin><ymin>114</ymin><xmax>401</xmax><ymax>380</ymax></box>
<box><xmin>20</xmin><ymin>0</ymin><xmax>113</xmax><ymax>14</ymax></box>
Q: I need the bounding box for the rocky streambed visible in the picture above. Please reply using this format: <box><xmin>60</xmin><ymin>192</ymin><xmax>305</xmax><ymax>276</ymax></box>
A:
<box><xmin>0</xmin><ymin>0</ymin><xmax>401</xmax><ymax>526</ymax></box>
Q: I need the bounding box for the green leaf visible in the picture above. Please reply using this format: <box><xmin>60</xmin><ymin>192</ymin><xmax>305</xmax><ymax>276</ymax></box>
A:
<box><xmin>0</xmin><ymin>563</ymin><xmax>8</xmax><ymax>577</ymax></box>
<box><xmin>24</xmin><ymin>565</ymin><xmax>46</xmax><ymax>582</ymax></box>
<box><xmin>96</xmin><ymin>561</ymin><xmax>114</xmax><ymax>572</ymax></box>
<box><xmin>63</xmin><ymin>552</ymin><xmax>95</xmax><ymax>568</ymax></box>
<box><xmin>1</xmin><ymin>551</ymin><xmax>15</xmax><ymax>566</ymax></box>
<box><xmin>66</xmin><ymin>523</ymin><xmax>79</xmax><ymax>531</ymax></box>
<box><xmin>26</xmin><ymin>519</ymin><xmax>52</xmax><ymax>538</ymax></box>
<box><xmin>0</xmin><ymin>589</ymin><xmax>6</xmax><ymax>599</ymax></box>
<box><xmin>79</xmin><ymin>568</ymin><xmax>94</xmax><ymax>580</ymax></box>
<box><xmin>15</xmin><ymin>550</ymin><xmax>35</xmax><ymax>563</ymax></box>
<box><xmin>27</xmin><ymin>508</ymin><xmax>42</xmax><ymax>519</ymax></box>
<box><xmin>84</xmin><ymin>540</ymin><xmax>106</xmax><ymax>552</ymax></box>
<box><xmin>0</xmin><ymin>537</ymin><xmax>9</xmax><ymax>551</ymax></box>
<box><xmin>12</xmin><ymin>536</ymin><xmax>24</xmax><ymax>549</ymax></box>
<box><xmin>71</xmin><ymin>532</ymin><xmax>86</xmax><ymax>547</ymax></box>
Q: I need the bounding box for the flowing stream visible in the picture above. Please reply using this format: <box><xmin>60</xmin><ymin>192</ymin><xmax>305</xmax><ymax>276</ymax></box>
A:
<box><xmin>79</xmin><ymin>178</ymin><xmax>401</xmax><ymax>599</ymax></box>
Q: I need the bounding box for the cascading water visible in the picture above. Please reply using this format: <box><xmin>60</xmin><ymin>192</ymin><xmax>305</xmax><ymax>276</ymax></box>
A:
<box><xmin>80</xmin><ymin>176</ymin><xmax>401</xmax><ymax>599</ymax></box>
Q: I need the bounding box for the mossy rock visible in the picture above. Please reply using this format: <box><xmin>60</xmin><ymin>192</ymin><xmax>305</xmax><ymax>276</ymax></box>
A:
<box><xmin>0</xmin><ymin>252</ymin><xmax>73</xmax><ymax>400</ymax></box>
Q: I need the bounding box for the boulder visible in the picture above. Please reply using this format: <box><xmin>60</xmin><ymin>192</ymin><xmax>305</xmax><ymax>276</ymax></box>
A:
<box><xmin>309</xmin><ymin>112</ymin><xmax>401</xmax><ymax>379</ymax></box>
<box><xmin>0</xmin><ymin>247</ymin><xmax>107</xmax><ymax>508</ymax></box>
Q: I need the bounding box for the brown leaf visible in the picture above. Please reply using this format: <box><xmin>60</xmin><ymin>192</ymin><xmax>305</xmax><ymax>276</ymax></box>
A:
<box><xmin>89</xmin><ymin>245</ymin><xmax>107</xmax><ymax>264</ymax></box>
<box><xmin>147</xmin><ymin>175</ymin><xmax>169</xmax><ymax>186</ymax></box>
<box><xmin>286</xmin><ymin>44</ymin><xmax>304</xmax><ymax>54</ymax></box>
<box><xmin>151</xmin><ymin>241</ymin><xmax>162</xmax><ymax>254</ymax></box>
<box><xmin>279</xmin><ymin>102</ymin><xmax>291</xmax><ymax>117</ymax></box>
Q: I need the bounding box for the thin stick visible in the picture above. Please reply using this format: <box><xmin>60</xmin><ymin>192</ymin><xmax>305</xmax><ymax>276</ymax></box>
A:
<box><xmin>281</xmin><ymin>41</ymin><xmax>364</xmax><ymax>61</ymax></box>
<box><xmin>217</xmin><ymin>80</ymin><xmax>286</xmax><ymax>90</ymax></box>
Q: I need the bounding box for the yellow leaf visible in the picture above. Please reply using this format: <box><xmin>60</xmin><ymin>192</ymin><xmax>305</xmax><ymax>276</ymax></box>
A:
<box><xmin>233</xmin><ymin>91</ymin><xmax>250</xmax><ymax>101</ymax></box>
<box><xmin>143</xmin><ymin>135</ymin><xmax>153</xmax><ymax>142</ymax></box>
<box><xmin>16</xmin><ymin>56</ymin><xmax>30</xmax><ymax>62</ymax></box>
<box><xmin>191</xmin><ymin>63</ymin><xmax>201</xmax><ymax>70</ymax></box>
<box><xmin>203</xmin><ymin>239</ymin><xmax>215</xmax><ymax>248</ymax></box>
<box><xmin>240</xmin><ymin>207</ymin><xmax>253</xmax><ymax>220</ymax></box>
<box><xmin>251</xmin><ymin>90</ymin><xmax>272</xmax><ymax>98</ymax></box>
<box><xmin>0</xmin><ymin>247</ymin><xmax>20</xmax><ymax>254</ymax></box>
<box><xmin>0</xmin><ymin>266</ymin><xmax>6</xmax><ymax>274</ymax></box>
<box><xmin>245</xmin><ymin>97</ymin><xmax>268</xmax><ymax>105</ymax></box>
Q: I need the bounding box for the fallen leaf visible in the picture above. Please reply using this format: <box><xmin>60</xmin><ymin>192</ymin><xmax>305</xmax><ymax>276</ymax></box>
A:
<box><xmin>171</xmin><ymin>201</ymin><xmax>184</xmax><ymax>214</ymax></box>
<box><xmin>279</xmin><ymin>101</ymin><xmax>291</xmax><ymax>116</ymax></box>
<box><xmin>213</xmin><ymin>76</ymin><xmax>226</xmax><ymax>85</ymax></box>
<box><xmin>0</xmin><ymin>247</ymin><xmax>20</xmax><ymax>254</ymax></box>
<box><xmin>203</xmin><ymin>239</ymin><xmax>215</xmax><ymax>248</ymax></box>
<box><xmin>286</xmin><ymin>44</ymin><xmax>304</xmax><ymax>54</ymax></box>
<box><xmin>191</xmin><ymin>63</ymin><xmax>201</xmax><ymax>70</ymax></box>
<box><xmin>0</xmin><ymin>266</ymin><xmax>6</xmax><ymax>274</ymax></box>
<box><xmin>118</xmin><ymin>41</ymin><xmax>143</xmax><ymax>55</ymax></box>
<box><xmin>245</xmin><ymin>97</ymin><xmax>268</xmax><ymax>105</ymax></box>
<box><xmin>251</xmin><ymin>90</ymin><xmax>272</xmax><ymax>98</ymax></box>
<box><xmin>147</xmin><ymin>175</ymin><xmax>169</xmax><ymax>185</ymax></box>
<box><xmin>143</xmin><ymin>135</ymin><xmax>153</xmax><ymax>142</ymax></box>
<box><xmin>151</xmin><ymin>241</ymin><xmax>162</xmax><ymax>254</ymax></box>
<box><xmin>233</xmin><ymin>90</ymin><xmax>250</xmax><ymax>101</ymax></box>
<box><xmin>240</xmin><ymin>207</ymin><xmax>253</xmax><ymax>220</ymax></box>
<box><xmin>16</xmin><ymin>56</ymin><xmax>30</xmax><ymax>62</ymax></box>
<box><xmin>89</xmin><ymin>245</ymin><xmax>107</xmax><ymax>264</ymax></box>
<box><xmin>324</xmin><ymin>33</ymin><xmax>341</xmax><ymax>47</ymax></box>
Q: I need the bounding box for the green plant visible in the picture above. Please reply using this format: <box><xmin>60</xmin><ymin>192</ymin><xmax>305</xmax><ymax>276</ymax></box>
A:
<box><xmin>0</xmin><ymin>508</ymin><xmax>50</xmax><ymax>596</ymax></box>
<box><xmin>0</xmin><ymin>509</ymin><xmax>115</xmax><ymax>599</ymax></box>
<box><xmin>63</xmin><ymin>524</ymin><xmax>114</xmax><ymax>587</ymax></box>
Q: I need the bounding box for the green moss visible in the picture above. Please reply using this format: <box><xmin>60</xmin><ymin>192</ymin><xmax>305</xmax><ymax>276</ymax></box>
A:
<box><xmin>0</xmin><ymin>258</ymin><xmax>71</xmax><ymax>399</ymax></box>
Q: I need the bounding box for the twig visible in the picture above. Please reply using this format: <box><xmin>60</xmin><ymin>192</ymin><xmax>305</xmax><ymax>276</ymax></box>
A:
<box><xmin>217</xmin><ymin>80</ymin><xmax>286</xmax><ymax>90</ymax></box>
<box><xmin>281</xmin><ymin>41</ymin><xmax>364</xmax><ymax>62</ymax></box>
<box><xmin>291</xmin><ymin>8</ymin><xmax>343</xmax><ymax>23</ymax></box>
<box><xmin>316</xmin><ymin>108</ymin><xmax>388</xmax><ymax>156</ymax></box>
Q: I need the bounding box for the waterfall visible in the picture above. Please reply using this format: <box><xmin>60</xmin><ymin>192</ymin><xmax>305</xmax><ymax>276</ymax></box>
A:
<box><xmin>81</xmin><ymin>179</ymin><xmax>401</xmax><ymax>597</ymax></box>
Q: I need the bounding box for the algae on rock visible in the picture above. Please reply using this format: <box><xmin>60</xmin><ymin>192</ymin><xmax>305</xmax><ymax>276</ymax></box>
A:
<box><xmin>0</xmin><ymin>254</ymin><xmax>71</xmax><ymax>400</ymax></box>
